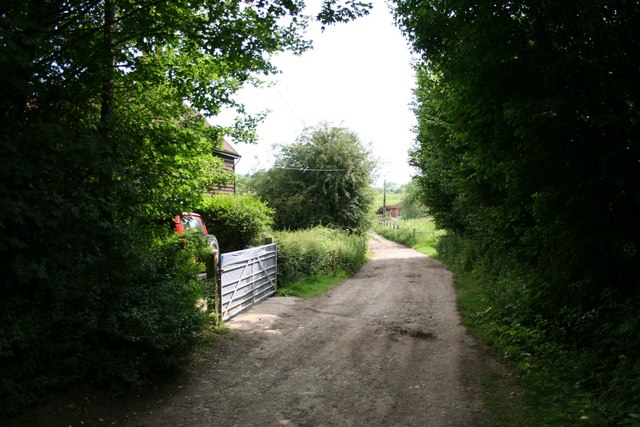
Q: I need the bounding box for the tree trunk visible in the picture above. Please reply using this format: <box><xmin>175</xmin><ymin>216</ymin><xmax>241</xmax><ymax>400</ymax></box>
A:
<box><xmin>101</xmin><ymin>0</ymin><xmax>116</xmax><ymax>130</ymax></box>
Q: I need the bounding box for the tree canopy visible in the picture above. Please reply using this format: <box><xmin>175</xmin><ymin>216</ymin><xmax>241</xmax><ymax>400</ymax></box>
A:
<box><xmin>251</xmin><ymin>123</ymin><xmax>375</xmax><ymax>233</ymax></box>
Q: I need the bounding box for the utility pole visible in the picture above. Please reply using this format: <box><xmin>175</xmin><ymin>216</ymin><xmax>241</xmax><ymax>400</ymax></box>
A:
<box><xmin>383</xmin><ymin>178</ymin><xmax>387</xmax><ymax>218</ymax></box>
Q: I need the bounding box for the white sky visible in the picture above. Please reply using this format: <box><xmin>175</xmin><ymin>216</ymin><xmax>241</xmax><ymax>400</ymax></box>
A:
<box><xmin>214</xmin><ymin>1</ymin><xmax>418</xmax><ymax>187</ymax></box>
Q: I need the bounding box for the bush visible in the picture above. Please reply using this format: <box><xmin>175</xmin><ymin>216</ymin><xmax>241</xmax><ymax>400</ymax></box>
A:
<box><xmin>197</xmin><ymin>193</ymin><xmax>274</xmax><ymax>253</ymax></box>
<box><xmin>0</xmin><ymin>227</ymin><xmax>212</xmax><ymax>414</ymax></box>
<box><xmin>275</xmin><ymin>226</ymin><xmax>367</xmax><ymax>287</ymax></box>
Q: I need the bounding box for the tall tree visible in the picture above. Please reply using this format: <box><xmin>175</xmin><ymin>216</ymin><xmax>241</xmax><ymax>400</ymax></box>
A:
<box><xmin>252</xmin><ymin>123</ymin><xmax>375</xmax><ymax>233</ymax></box>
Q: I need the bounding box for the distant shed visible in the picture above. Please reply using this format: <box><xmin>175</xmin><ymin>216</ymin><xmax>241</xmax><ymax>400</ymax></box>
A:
<box><xmin>376</xmin><ymin>204</ymin><xmax>403</xmax><ymax>218</ymax></box>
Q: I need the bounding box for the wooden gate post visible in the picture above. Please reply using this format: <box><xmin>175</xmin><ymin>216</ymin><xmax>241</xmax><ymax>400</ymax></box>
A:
<box><xmin>205</xmin><ymin>253</ymin><xmax>221</xmax><ymax>322</ymax></box>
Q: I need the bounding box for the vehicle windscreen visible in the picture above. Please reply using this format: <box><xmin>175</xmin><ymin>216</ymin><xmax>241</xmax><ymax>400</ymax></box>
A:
<box><xmin>182</xmin><ymin>216</ymin><xmax>205</xmax><ymax>234</ymax></box>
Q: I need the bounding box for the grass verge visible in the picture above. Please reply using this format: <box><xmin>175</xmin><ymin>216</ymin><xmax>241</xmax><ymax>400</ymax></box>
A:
<box><xmin>275</xmin><ymin>226</ymin><xmax>367</xmax><ymax>287</ymax></box>
<box><xmin>276</xmin><ymin>270</ymin><xmax>349</xmax><ymax>299</ymax></box>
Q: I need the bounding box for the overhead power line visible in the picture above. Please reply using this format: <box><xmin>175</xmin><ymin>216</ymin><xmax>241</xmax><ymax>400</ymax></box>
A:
<box><xmin>273</xmin><ymin>166</ymin><xmax>346</xmax><ymax>172</ymax></box>
<box><xmin>273</xmin><ymin>87</ymin><xmax>306</xmax><ymax>128</ymax></box>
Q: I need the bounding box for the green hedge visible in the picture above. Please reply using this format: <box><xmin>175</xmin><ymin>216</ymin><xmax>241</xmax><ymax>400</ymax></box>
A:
<box><xmin>197</xmin><ymin>193</ymin><xmax>273</xmax><ymax>253</ymax></box>
<box><xmin>275</xmin><ymin>226</ymin><xmax>367</xmax><ymax>286</ymax></box>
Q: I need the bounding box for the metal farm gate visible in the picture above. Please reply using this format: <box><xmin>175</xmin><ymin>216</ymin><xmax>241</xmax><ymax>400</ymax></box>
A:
<box><xmin>219</xmin><ymin>243</ymin><xmax>277</xmax><ymax>321</ymax></box>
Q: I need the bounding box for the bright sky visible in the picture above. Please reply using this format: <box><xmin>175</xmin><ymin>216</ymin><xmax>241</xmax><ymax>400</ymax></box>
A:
<box><xmin>215</xmin><ymin>1</ymin><xmax>417</xmax><ymax>187</ymax></box>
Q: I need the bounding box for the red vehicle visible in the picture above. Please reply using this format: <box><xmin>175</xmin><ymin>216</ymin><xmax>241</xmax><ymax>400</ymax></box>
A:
<box><xmin>174</xmin><ymin>212</ymin><xmax>209</xmax><ymax>235</ymax></box>
<box><xmin>174</xmin><ymin>212</ymin><xmax>219</xmax><ymax>277</ymax></box>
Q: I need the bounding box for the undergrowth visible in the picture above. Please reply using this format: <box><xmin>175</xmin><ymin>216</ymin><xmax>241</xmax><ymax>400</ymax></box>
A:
<box><xmin>0</xmin><ymin>229</ymin><xmax>216</xmax><ymax>414</ymax></box>
<box><xmin>440</xmin><ymin>233</ymin><xmax>640</xmax><ymax>426</ymax></box>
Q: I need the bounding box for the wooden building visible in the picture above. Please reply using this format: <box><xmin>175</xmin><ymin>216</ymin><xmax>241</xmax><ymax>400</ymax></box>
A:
<box><xmin>211</xmin><ymin>139</ymin><xmax>241</xmax><ymax>194</ymax></box>
<box><xmin>376</xmin><ymin>203</ymin><xmax>403</xmax><ymax>218</ymax></box>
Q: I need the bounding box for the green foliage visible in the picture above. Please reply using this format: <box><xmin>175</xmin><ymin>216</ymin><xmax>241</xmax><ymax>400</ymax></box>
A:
<box><xmin>234</xmin><ymin>174</ymin><xmax>254</xmax><ymax>195</ymax></box>
<box><xmin>274</xmin><ymin>226</ymin><xmax>367</xmax><ymax>287</ymax></box>
<box><xmin>371</xmin><ymin>181</ymin><xmax>429</xmax><ymax>220</ymax></box>
<box><xmin>393</xmin><ymin>0</ymin><xmax>640</xmax><ymax>423</ymax></box>
<box><xmin>316</xmin><ymin>0</ymin><xmax>372</xmax><ymax>28</ymax></box>
<box><xmin>438</xmin><ymin>230</ymin><xmax>640</xmax><ymax>424</ymax></box>
<box><xmin>251</xmin><ymin>123</ymin><xmax>375</xmax><ymax>233</ymax></box>
<box><xmin>444</xmin><ymin>233</ymin><xmax>640</xmax><ymax>426</ymax></box>
<box><xmin>395</xmin><ymin>0</ymin><xmax>640</xmax><ymax>304</ymax></box>
<box><xmin>371</xmin><ymin>186</ymin><xmax>403</xmax><ymax>209</ymax></box>
<box><xmin>197</xmin><ymin>193</ymin><xmax>274</xmax><ymax>253</ymax></box>
<box><xmin>399</xmin><ymin>179</ymin><xmax>429</xmax><ymax>219</ymax></box>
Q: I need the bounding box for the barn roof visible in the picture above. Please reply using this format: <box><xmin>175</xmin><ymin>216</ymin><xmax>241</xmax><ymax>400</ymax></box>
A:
<box><xmin>214</xmin><ymin>139</ymin><xmax>240</xmax><ymax>159</ymax></box>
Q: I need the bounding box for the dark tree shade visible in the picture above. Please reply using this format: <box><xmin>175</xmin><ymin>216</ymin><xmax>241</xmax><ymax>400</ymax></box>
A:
<box><xmin>396</xmin><ymin>0</ymin><xmax>640</xmax><ymax>299</ymax></box>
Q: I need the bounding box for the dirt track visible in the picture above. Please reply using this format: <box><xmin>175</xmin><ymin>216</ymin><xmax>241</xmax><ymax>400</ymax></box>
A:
<box><xmin>8</xmin><ymin>233</ymin><xmax>492</xmax><ymax>426</ymax></box>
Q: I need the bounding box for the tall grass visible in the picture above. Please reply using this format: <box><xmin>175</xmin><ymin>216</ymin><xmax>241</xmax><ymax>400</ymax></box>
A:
<box><xmin>274</xmin><ymin>227</ymin><xmax>367</xmax><ymax>296</ymax></box>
